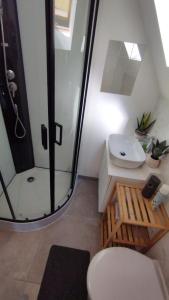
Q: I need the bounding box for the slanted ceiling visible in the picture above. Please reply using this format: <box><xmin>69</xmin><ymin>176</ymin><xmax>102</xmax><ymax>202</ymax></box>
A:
<box><xmin>138</xmin><ymin>0</ymin><xmax>169</xmax><ymax>100</ymax></box>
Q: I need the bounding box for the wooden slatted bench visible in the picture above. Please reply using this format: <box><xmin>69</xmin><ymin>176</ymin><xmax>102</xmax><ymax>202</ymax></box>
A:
<box><xmin>101</xmin><ymin>182</ymin><xmax>169</xmax><ymax>252</ymax></box>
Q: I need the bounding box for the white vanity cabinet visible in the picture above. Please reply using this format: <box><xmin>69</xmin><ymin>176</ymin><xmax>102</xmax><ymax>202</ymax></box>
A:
<box><xmin>98</xmin><ymin>142</ymin><xmax>161</xmax><ymax>212</ymax></box>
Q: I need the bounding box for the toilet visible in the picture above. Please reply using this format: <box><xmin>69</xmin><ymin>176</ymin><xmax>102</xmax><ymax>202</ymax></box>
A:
<box><xmin>87</xmin><ymin>247</ymin><xmax>169</xmax><ymax>300</ymax></box>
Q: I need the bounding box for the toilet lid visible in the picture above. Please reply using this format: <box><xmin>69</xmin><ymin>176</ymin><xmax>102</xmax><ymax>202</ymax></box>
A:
<box><xmin>87</xmin><ymin>248</ymin><xmax>165</xmax><ymax>300</ymax></box>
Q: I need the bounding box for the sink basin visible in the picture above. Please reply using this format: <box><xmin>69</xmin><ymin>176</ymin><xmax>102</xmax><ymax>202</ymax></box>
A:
<box><xmin>108</xmin><ymin>134</ymin><xmax>146</xmax><ymax>168</ymax></box>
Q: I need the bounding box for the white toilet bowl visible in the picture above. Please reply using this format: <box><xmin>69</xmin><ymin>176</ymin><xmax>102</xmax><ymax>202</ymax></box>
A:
<box><xmin>87</xmin><ymin>247</ymin><xmax>169</xmax><ymax>300</ymax></box>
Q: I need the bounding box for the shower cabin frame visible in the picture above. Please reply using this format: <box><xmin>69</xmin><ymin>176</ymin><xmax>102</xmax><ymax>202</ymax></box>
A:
<box><xmin>0</xmin><ymin>0</ymin><xmax>100</xmax><ymax>228</ymax></box>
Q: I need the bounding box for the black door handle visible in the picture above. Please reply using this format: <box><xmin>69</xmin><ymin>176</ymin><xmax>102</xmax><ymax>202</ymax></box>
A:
<box><xmin>41</xmin><ymin>124</ymin><xmax>48</xmax><ymax>150</ymax></box>
<box><xmin>54</xmin><ymin>122</ymin><xmax>63</xmax><ymax>146</ymax></box>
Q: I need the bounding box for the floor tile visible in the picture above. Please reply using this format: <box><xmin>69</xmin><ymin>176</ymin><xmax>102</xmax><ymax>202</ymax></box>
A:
<box><xmin>0</xmin><ymin>276</ymin><xmax>24</xmax><ymax>300</ymax></box>
<box><xmin>22</xmin><ymin>282</ymin><xmax>40</xmax><ymax>300</ymax></box>
<box><xmin>0</xmin><ymin>230</ymin><xmax>42</xmax><ymax>281</ymax></box>
<box><xmin>66</xmin><ymin>178</ymin><xmax>100</xmax><ymax>220</ymax></box>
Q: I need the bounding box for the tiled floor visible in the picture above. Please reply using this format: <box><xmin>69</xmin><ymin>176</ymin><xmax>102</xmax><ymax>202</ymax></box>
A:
<box><xmin>0</xmin><ymin>178</ymin><xmax>100</xmax><ymax>300</ymax></box>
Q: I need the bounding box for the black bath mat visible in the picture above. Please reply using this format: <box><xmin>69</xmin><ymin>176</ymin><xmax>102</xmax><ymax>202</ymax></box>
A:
<box><xmin>38</xmin><ymin>245</ymin><xmax>90</xmax><ymax>300</ymax></box>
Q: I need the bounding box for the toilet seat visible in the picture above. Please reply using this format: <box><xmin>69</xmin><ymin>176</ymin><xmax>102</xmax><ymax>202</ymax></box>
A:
<box><xmin>87</xmin><ymin>247</ymin><xmax>166</xmax><ymax>300</ymax></box>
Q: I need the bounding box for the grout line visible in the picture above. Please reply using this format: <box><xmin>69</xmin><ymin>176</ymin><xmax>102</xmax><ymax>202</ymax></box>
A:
<box><xmin>64</xmin><ymin>212</ymin><xmax>101</xmax><ymax>224</ymax></box>
<box><xmin>14</xmin><ymin>278</ymin><xmax>40</xmax><ymax>286</ymax></box>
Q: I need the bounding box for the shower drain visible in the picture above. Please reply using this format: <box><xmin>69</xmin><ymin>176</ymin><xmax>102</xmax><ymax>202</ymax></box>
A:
<box><xmin>27</xmin><ymin>176</ymin><xmax>35</xmax><ymax>183</ymax></box>
<box><xmin>120</xmin><ymin>151</ymin><xmax>126</xmax><ymax>156</ymax></box>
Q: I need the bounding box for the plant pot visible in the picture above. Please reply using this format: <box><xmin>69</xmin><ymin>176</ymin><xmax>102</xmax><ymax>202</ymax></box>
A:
<box><xmin>146</xmin><ymin>155</ymin><xmax>160</xmax><ymax>169</ymax></box>
<box><xmin>135</xmin><ymin>129</ymin><xmax>146</xmax><ymax>136</ymax></box>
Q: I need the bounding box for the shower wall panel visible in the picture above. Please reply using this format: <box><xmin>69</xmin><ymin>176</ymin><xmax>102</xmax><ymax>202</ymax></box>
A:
<box><xmin>16</xmin><ymin>0</ymin><xmax>49</xmax><ymax>169</ymax></box>
<box><xmin>0</xmin><ymin>0</ymin><xmax>34</xmax><ymax>173</ymax></box>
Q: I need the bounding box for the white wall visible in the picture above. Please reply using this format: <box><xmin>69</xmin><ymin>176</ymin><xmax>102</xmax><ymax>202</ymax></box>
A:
<box><xmin>78</xmin><ymin>0</ymin><xmax>160</xmax><ymax>178</ymax></box>
<box><xmin>0</xmin><ymin>108</ymin><xmax>15</xmax><ymax>194</ymax></box>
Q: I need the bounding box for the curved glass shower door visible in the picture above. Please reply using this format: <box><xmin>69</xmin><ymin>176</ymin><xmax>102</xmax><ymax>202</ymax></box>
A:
<box><xmin>0</xmin><ymin>0</ymin><xmax>98</xmax><ymax>223</ymax></box>
<box><xmin>0</xmin><ymin>107</ymin><xmax>16</xmax><ymax>219</ymax></box>
<box><xmin>0</xmin><ymin>0</ymin><xmax>51</xmax><ymax>221</ymax></box>
<box><xmin>53</xmin><ymin>0</ymin><xmax>91</xmax><ymax>209</ymax></box>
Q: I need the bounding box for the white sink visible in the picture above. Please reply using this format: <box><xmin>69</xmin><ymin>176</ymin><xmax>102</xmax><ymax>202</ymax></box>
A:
<box><xmin>108</xmin><ymin>134</ymin><xmax>146</xmax><ymax>168</ymax></box>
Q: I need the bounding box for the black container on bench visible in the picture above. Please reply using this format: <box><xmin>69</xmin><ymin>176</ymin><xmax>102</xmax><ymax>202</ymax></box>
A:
<box><xmin>142</xmin><ymin>175</ymin><xmax>161</xmax><ymax>199</ymax></box>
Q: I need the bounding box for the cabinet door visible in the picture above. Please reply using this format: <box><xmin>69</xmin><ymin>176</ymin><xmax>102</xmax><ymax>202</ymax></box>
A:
<box><xmin>98</xmin><ymin>148</ymin><xmax>111</xmax><ymax>212</ymax></box>
<box><xmin>102</xmin><ymin>178</ymin><xmax>116</xmax><ymax>211</ymax></box>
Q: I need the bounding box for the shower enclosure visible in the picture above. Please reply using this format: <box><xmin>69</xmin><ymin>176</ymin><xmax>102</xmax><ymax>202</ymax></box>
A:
<box><xmin>0</xmin><ymin>0</ymin><xmax>99</xmax><ymax>228</ymax></box>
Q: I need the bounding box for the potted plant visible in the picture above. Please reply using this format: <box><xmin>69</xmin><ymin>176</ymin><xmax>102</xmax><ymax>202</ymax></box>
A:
<box><xmin>135</xmin><ymin>112</ymin><xmax>156</xmax><ymax>137</ymax></box>
<box><xmin>147</xmin><ymin>139</ymin><xmax>169</xmax><ymax>168</ymax></box>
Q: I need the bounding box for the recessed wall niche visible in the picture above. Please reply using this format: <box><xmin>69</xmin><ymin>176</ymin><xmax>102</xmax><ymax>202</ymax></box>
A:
<box><xmin>101</xmin><ymin>40</ymin><xmax>146</xmax><ymax>96</ymax></box>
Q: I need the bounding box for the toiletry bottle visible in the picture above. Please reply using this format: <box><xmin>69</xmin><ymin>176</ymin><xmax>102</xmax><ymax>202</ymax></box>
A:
<box><xmin>152</xmin><ymin>184</ymin><xmax>169</xmax><ymax>209</ymax></box>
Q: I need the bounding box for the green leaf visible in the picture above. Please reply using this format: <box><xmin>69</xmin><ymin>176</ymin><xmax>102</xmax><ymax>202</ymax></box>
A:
<box><xmin>137</xmin><ymin>112</ymin><xmax>156</xmax><ymax>133</ymax></box>
<box><xmin>163</xmin><ymin>149</ymin><xmax>169</xmax><ymax>155</ymax></box>
<box><xmin>140</xmin><ymin>113</ymin><xmax>145</xmax><ymax>129</ymax></box>
<box><xmin>151</xmin><ymin>139</ymin><xmax>169</xmax><ymax>159</ymax></box>
<box><xmin>144</xmin><ymin>120</ymin><xmax>156</xmax><ymax>132</ymax></box>
<box><xmin>162</xmin><ymin>146</ymin><xmax>169</xmax><ymax>152</ymax></box>
<box><xmin>159</xmin><ymin>140</ymin><xmax>167</xmax><ymax>148</ymax></box>
<box><xmin>143</xmin><ymin>112</ymin><xmax>151</xmax><ymax>128</ymax></box>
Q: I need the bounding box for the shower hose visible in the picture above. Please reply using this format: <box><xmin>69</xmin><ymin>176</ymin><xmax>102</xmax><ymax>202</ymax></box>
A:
<box><xmin>0</xmin><ymin>11</ymin><xmax>26</xmax><ymax>139</ymax></box>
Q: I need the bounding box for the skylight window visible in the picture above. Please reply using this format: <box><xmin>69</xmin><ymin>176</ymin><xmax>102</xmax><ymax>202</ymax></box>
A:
<box><xmin>154</xmin><ymin>0</ymin><xmax>169</xmax><ymax>67</ymax></box>
<box><xmin>124</xmin><ymin>42</ymin><xmax>142</xmax><ymax>61</ymax></box>
<box><xmin>55</xmin><ymin>0</ymin><xmax>72</xmax><ymax>29</ymax></box>
<box><xmin>55</xmin><ymin>0</ymin><xmax>71</xmax><ymax>19</ymax></box>
<box><xmin>54</xmin><ymin>0</ymin><xmax>77</xmax><ymax>51</ymax></box>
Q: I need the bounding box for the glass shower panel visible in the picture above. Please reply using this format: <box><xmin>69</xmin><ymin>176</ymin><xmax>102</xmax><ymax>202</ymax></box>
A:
<box><xmin>54</xmin><ymin>0</ymin><xmax>90</xmax><ymax>208</ymax></box>
<box><xmin>0</xmin><ymin>106</ymin><xmax>16</xmax><ymax>219</ymax></box>
<box><xmin>10</xmin><ymin>0</ymin><xmax>51</xmax><ymax>220</ymax></box>
<box><xmin>0</xmin><ymin>0</ymin><xmax>51</xmax><ymax>221</ymax></box>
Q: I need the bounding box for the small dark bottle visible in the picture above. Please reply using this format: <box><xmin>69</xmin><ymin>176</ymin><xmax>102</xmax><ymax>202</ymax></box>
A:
<box><xmin>142</xmin><ymin>175</ymin><xmax>161</xmax><ymax>199</ymax></box>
